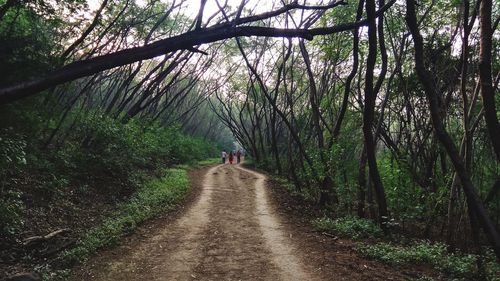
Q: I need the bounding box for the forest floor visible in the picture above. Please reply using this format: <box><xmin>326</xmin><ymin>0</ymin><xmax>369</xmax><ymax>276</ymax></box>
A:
<box><xmin>67</xmin><ymin>162</ymin><xmax>437</xmax><ymax>281</ymax></box>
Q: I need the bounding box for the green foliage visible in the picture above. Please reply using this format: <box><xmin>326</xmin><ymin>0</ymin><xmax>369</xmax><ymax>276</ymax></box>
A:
<box><xmin>273</xmin><ymin>176</ymin><xmax>297</xmax><ymax>192</ymax></box>
<box><xmin>195</xmin><ymin>158</ymin><xmax>222</xmax><ymax>167</ymax></box>
<box><xmin>39</xmin><ymin>175</ymin><xmax>69</xmax><ymax>200</ymax></box>
<box><xmin>58</xmin><ymin>110</ymin><xmax>214</xmax><ymax>177</ymax></box>
<box><xmin>312</xmin><ymin>216</ymin><xmax>383</xmax><ymax>239</ymax></box>
<box><xmin>0</xmin><ymin>101</ymin><xmax>218</xmax><ymax>239</ymax></box>
<box><xmin>377</xmin><ymin>155</ymin><xmax>425</xmax><ymax>220</ymax></box>
<box><xmin>0</xmin><ymin>4</ymin><xmax>60</xmax><ymax>85</ymax></box>
<box><xmin>358</xmin><ymin>241</ymin><xmax>500</xmax><ymax>280</ymax></box>
<box><xmin>484</xmin><ymin>249</ymin><xmax>500</xmax><ymax>281</ymax></box>
<box><xmin>0</xmin><ymin>191</ymin><xmax>24</xmax><ymax>237</ymax></box>
<box><xmin>327</xmin><ymin>117</ymin><xmax>362</xmax><ymax>214</ymax></box>
<box><xmin>61</xmin><ymin>168</ymin><xmax>189</xmax><ymax>265</ymax></box>
<box><xmin>0</xmin><ymin>129</ymin><xmax>27</xmax><ymax>172</ymax></box>
<box><xmin>272</xmin><ymin>175</ymin><xmax>317</xmax><ymax>202</ymax></box>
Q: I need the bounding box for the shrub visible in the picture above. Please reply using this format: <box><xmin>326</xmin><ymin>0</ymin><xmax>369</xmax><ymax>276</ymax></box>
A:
<box><xmin>39</xmin><ymin>175</ymin><xmax>69</xmax><ymax>200</ymax></box>
<box><xmin>312</xmin><ymin>216</ymin><xmax>383</xmax><ymax>239</ymax></box>
<box><xmin>0</xmin><ymin>129</ymin><xmax>27</xmax><ymax>175</ymax></box>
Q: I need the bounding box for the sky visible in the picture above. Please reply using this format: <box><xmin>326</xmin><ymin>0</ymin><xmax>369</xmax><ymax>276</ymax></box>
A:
<box><xmin>87</xmin><ymin>0</ymin><xmax>206</xmax><ymax>16</ymax></box>
<box><xmin>88</xmin><ymin>0</ymin><xmax>275</xmax><ymax>19</ymax></box>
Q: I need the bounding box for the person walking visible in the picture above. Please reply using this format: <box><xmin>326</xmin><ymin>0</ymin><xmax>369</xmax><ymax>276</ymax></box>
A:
<box><xmin>228</xmin><ymin>151</ymin><xmax>234</xmax><ymax>164</ymax></box>
<box><xmin>236</xmin><ymin>149</ymin><xmax>241</xmax><ymax>164</ymax></box>
<box><xmin>222</xmin><ymin>150</ymin><xmax>227</xmax><ymax>164</ymax></box>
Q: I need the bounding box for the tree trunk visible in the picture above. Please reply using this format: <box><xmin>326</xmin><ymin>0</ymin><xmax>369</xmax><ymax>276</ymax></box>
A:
<box><xmin>363</xmin><ymin>0</ymin><xmax>389</xmax><ymax>226</ymax></box>
<box><xmin>478</xmin><ymin>0</ymin><xmax>500</xmax><ymax>161</ymax></box>
<box><xmin>357</xmin><ymin>147</ymin><xmax>367</xmax><ymax>218</ymax></box>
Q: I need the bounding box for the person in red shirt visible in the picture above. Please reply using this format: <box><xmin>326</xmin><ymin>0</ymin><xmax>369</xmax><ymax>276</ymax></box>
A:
<box><xmin>228</xmin><ymin>151</ymin><xmax>234</xmax><ymax>164</ymax></box>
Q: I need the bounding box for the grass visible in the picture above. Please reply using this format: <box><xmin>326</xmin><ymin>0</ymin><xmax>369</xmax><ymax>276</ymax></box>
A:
<box><xmin>271</xmin><ymin>175</ymin><xmax>318</xmax><ymax>202</ymax></box>
<box><xmin>196</xmin><ymin>158</ymin><xmax>221</xmax><ymax>166</ymax></box>
<box><xmin>60</xmin><ymin>168</ymin><xmax>189</xmax><ymax>265</ymax></box>
<box><xmin>312</xmin><ymin>216</ymin><xmax>383</xmax><ymax>239</ymax></box>
<box><xmin>311</xmin><ymin>216</ymin><xmax>500</xmax><ymax>280</ymax></box>
<box><xmin>357</xmin><ymin>241</ymin><xmax>500</xmax><ymax>280</ymax></box>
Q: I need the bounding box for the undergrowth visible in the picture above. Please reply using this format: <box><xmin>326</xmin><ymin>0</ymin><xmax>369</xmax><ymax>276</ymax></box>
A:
<box><xmin>357</xmin><ymin>241</ymin><xmax>500</xmax><ymax>280</ymax></box>
<box><xmin>0</xmin><ymin>105</ymin><xmax>219</xmax><ymax>240</ymax></box>
<box><xmin>61</xmin><ymin>168</ymin><xmax>189</xmax><ymax>264</ymax></box>
<box><xmin>311</xmin><ymin>216</ymin><xmax>500</xmax><ymax>280</ymax></box>
<box><xmin>195</xmin><ymin>158</ymin><xmax>222</xmax><ymax>167</ymax></box>
<box><xmin>272</xmin><ymin>175</ymin><xmax>318</xmax><ymax>202</ymax></box>
<box><xmin>312</xmin><ymin>216</ymin><xmax>383</xmax><ymax>239</ymax></box>
<box><xmin>39</xmin><ymin>168</ymin><xmax>190</xmax><ymax>280</ymax></box>
<box><xmin>310</xmin><ymin>216</ymin><xmax>500</xmax><ymax>280</ymax></box>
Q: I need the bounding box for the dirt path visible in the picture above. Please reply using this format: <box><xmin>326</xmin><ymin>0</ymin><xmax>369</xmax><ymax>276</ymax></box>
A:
<box><xmin>69</xmin><ymin>164</ymin><xmax>430</xmax><ymax>281</ymax></box>
<box><xmin>70</xmin><ymin>164</ymin><xmax>314</xmax><ymax>280</ymax></box>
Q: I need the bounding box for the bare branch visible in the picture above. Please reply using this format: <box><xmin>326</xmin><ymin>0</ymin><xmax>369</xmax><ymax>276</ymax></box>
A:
<box><xmin>195</xmin><ymin>0</ymin><xmax>208</xmax><ymax>29</ymax></box>
<box><xmin>61</xmin><ymin>0</ymin><xmax>109</xmax><ymax>60</ymax></box>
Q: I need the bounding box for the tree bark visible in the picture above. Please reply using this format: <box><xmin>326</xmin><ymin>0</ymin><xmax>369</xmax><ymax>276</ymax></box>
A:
<box><xmin>478</xmin><ymin>0</ymin><xmax>500</xmax><ymax>161</ymax></box>
<box><xmin>363</xmin><ymin>0</ymin><xmax>389</xmax><ymax>226</ymax></box>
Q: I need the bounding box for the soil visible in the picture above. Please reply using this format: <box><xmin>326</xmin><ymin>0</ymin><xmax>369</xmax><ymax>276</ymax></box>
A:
<box><xmin>67</xmin><ymin>163</ymin><xmax>438</xmax><ymax>280</ymax></box>
<box><xmin>0</xmin><ymin>169</ymin><xmax>134</xmax><ymax>279</ymax></box>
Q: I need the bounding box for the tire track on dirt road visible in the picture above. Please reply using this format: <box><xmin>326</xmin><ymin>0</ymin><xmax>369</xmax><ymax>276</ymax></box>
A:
<box><xmin>70</xmin><ymin>164</ymin><xmax>314</xmax><ymax>280</ymax></box>
<box><xmin>237</xmin><ymin>165</ymin><xmax>311</xmax><ymax>281</ymax></box>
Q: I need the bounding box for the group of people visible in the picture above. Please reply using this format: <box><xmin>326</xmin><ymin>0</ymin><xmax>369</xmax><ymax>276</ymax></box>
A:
<box><xmin>221</xmin><ymin>149</ymin><xmax>243</xmax><ymax>164</ymax></box>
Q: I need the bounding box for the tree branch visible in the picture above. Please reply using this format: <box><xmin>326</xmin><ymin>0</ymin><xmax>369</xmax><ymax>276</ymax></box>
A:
<box><xmin>0</xmin><ymin>0</ymin><xmax>396</xmax><ymax>105</ymax></box>
<box><xmin>61</xmin><ymin>0</ymin><xmax>109</xmax><ymax>60</ymax></box>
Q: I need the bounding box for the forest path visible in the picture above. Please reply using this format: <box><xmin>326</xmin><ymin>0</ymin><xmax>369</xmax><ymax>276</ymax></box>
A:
<box><xmin>70</xmin><ymin>163</ymin><xmax>315</xmax><ymax>281</ymax></box>
<box><xmin>68</xmin><ymin>164</ymin><xmax>423</xmax><ymax>281</ymax></box>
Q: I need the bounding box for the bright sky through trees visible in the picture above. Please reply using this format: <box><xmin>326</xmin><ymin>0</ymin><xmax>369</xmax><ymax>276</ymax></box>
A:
<box><xmin>88</xmin><ymin>0</ymin><xmax>274</xmax><ymax>18</ymax></box>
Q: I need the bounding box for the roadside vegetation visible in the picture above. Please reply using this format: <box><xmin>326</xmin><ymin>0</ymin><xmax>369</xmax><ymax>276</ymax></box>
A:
<box><xmin>34</xmin><ymin>168</ymin><xmax>191</xmax><ymax>280</ymax></box>
<box><xmin>0</xmin><ymin>99</ymin><xmax>226</xmax><ymax>278</ymax></box>
<box><xmin>358</xmin><ymin>242</ymin><xmax>500</xmax><ymax>281</ymax></box>
<box><xmin>312</xmin><ymin>216</ymin><xmax>383</xmax><ymax>239</ymax></box>
<box><xmin>310</xmin><ymin>213</ymin><xmax>500</xmax><ymax>280</ymax></box>
<box><xmin>61</xmin><ymin>168</ymin><xmax>189</xmax><ymax>264</ymax></box>
<box><xmin>267</xmin><ymin>169</ymin><xmax>500</xmax><ymax>280</ymax></box>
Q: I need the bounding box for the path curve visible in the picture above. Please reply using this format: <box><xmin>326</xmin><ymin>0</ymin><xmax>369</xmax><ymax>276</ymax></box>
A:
<box><xmin>77</xmin><ymin>164</ymin><xmax>315</xmax><ymax>280</ymax></box>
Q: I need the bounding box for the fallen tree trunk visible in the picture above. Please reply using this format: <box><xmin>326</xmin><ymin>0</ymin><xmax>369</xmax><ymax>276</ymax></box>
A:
<box><xmin>22</xmin><ymin>228</ymin><xmax>71</xmax><ymax>247</ymax></box>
